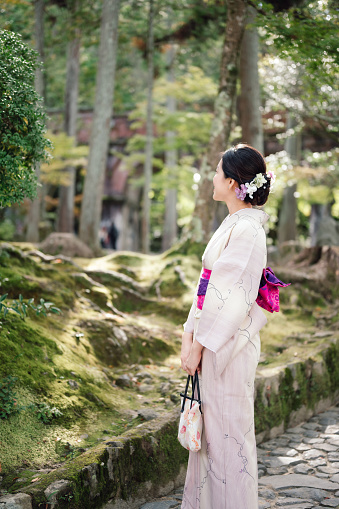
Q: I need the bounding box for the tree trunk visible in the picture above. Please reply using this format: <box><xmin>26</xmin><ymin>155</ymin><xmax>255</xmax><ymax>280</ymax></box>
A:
<box><xmin>162</xmin><ymin>42</ymin><xmax>177</xmax><ymax>252</ymax></box>
<box><xmin>79</xmin><ymin>0</ymin><xmax>120</xmax><ymax>251</ymax></box>
<box><xmin>239</xmin><ymin>5</ymin><xmax>263</xmax><ymax>153</ymax></box>
<box><xmin>57</xmin><ymin>30</ymin><xmax>80</xmax><ymax>233</ymax></box>
<box><xmin>278</xmin><ymin>114</ymin><xmax>300</xmax><ymax>245</ymax></box>
<box><xmin>141</xmin><ymin>0</ymin><xmax>154</xmax><ymax>254</ymax></box>
<box><xmin>121</xmin><ymin>184</ymin><xmax>142</xmax><ymax>251</ymax></box>
<box><xmin>191</xmin><ymin>0</ymin><xmax>247</xmax><ymax>243</ymax></box>
<box><xmin>26</xmin><ymin>0</ymin><xmax>44</xmax><ymax>243</ymax></box>
<box><xmin>310</xmin><ymin>203</ymin><xmax>339</xmax><ymax>246</ymax></box>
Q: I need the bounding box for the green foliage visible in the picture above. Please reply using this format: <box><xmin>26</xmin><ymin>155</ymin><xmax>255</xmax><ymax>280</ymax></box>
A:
<box><xmin>29</xmin><ymin>402</ymin><xmax>63</xmax><ymax>423</ymax></box>
<box><xmin>120</xmin><ymin>66</ymin><xmax>216</xmax><ymax>246</ymax></box>
<box><xmin>56</xmin><ymin>440</ymin><xmax>81</xmax><ymax>461</ymax></box>
<box><xmin>41</xmin><ymin>131</ymin><xmax>88</xmax><ymax>186</ymax></box>
<box><xmin>31</xmin><ymin>297</ymin><xmax>62</xmax><ymax>318</ymax></box>
<box><xmin>264</xmin><ymin>148</ymin><xmax>339</xmax><ymax>241</ymax></box>
<box><xmin>0</xmin><ymin>375</ymin><xmax>19</xmax><ymax>419</ymax></box>
<box><xmin>0</xmin><ymin>293</ymin><xmax>61</xmax><ymax>320</ymax></box>
<box><xmin>127</xmin><ymin>66</ymin><xmax>216</xmax><ymax>158</ymax></box>
<box><xmin>258</xmin><ymin>1</ymin><xmax>338</xmax><ymax>135</ymax></box>
<box><xmin>258</xmin><ymin>1</ymin><xmax>338</xmax><ymax>69</ymax></box>
<box><xmin>325</xmin><ymin>340</ymin><xmax>339</xmax><ymax>391</ymax></box>
<box><xmin>0</xmin><ymin>219</ymin><xmax>15</xmax><ymax>241</ymax></box>
<box><xmin>0</xmin><ymin>30</ymin><xmax>51</xmax><ymax>207</ymax></box>
<box><xmin>0</xmin><ymin>375</ymin><xmax>63</xmax><ymax>422</ymax></box>
<box><xmin>114</xmin><ymin>0</ymin><xmax>224</xmax><ymax>112</ymax></box>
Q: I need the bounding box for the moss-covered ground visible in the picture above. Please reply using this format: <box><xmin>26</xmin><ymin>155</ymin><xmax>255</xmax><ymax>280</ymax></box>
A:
<box><xmin>0</xmin><ymin>242</ymin><xmax>338</xmax><ymax>498</ymax></box>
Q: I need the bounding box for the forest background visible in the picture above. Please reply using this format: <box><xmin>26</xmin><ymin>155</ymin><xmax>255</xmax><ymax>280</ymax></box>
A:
<box><xmin>0</xmin><ymin>0</ymin><xmax>338</xmax><ymax>255</ymax></box>
<box><xmin>0</xmin><ymin>0</ymin><xmax>339</xmax><ymax>494</ymax></box>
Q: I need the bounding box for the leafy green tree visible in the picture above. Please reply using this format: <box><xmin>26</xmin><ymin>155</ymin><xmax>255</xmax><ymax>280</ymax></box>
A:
<box><xmin>257</xmin><ymin>0</ymin><xmax>338</xmax><ymax>135</ymax></box>
<box><xmin>40</xmin><ymin>131</ymin><xmax>88</xmax><ymax>186</ymax></box>
<box><xmin>118</xmin><ymin>65</ymin><xmax>216</xmax><ymax>250</ymax></box>
<box><xmin>0</xmin><ymin>30</ymin><xmax>50</xmax><ymax>208</ymax></box>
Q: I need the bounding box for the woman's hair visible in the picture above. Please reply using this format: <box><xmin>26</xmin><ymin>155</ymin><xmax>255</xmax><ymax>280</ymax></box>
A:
<box><xmin>221</xmin><ymin>144</ymin><xmax>271</xmax><ymax>206</ymax></box>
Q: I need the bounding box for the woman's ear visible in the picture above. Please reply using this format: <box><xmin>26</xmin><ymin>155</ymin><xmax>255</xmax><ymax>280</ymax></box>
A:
<box><xmin>228</xmin><ymin>178</ymin><xmax>237</xmax><ymax>190</ymax></box>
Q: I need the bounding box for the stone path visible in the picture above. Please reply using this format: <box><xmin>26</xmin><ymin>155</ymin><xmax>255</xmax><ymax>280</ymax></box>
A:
<box><xmin>139</xmin><ymin>405</ymin><xmax>339</xmax><ymax>509</ymax></box>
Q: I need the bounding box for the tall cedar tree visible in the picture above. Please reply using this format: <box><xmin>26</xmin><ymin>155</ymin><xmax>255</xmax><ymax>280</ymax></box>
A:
<box><xmin>57</xmin><ymin>1</ymin><xmax>81</xmax><ymax>233</ymax></box>
<box><xmin>26</xmin><ymin>0</ymin><xmax>45</xmax><ymax>242</ymax></box>
<box><xmin>141</xmin><ymin>0</ymin><xmax>154</xmax><ymax>254</ymax></box>
<box><xmin>79</xmin><ymin>0</ymin><xmax>120</xmax><ymax>251</ymax></box>
<box><xmin>191</xmin><ymin>0</ymin><xmax>247</xmax><ymax>243</ymax></box>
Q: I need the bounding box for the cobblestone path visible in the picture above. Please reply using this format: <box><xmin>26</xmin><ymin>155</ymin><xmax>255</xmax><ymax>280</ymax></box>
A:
<box><xmin>139</xmin><ymin>405</ymin><xmax>339</xmax><ymax>509</ymax></box>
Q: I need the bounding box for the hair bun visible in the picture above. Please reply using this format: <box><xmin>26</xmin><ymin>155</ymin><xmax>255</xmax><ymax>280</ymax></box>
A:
<box><xmin>222</xmin><ymin>144</ymin><xmax>271</xmax><ymax>206</ymax></box>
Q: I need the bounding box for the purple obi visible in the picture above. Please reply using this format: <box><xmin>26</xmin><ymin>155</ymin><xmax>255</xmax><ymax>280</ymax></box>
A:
<box><xmin>197</xmin><ymin>268</ymin><xmax>212</xmax><ymax>310</ymax></box>
<box><xmin>256</xmin><ymin>267</ymin><xmax>290</xmax><ymax>313</ymax></box>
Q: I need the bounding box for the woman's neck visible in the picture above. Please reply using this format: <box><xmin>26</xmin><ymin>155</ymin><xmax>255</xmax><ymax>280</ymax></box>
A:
<box><xmin>227</xmin><ymin>200</ymin><xmax>252</xmax><ymax>216</ymax></box>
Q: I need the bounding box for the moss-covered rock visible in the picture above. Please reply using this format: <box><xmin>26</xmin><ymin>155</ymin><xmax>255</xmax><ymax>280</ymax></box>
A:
<box><xmin>16</xmin><ymin>409</ymin><xmax>188</xmax><ymax>509</ymax></box>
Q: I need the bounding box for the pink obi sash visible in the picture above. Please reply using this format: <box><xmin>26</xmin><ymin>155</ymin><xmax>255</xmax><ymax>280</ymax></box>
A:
<box><xmin>196</xmin><ymin>266</ymin><xmax>290</xmax><ymax>313</ymax></box>
<box><xmin>197</xmin><ymin>268</ymin><xmax>212</xmax><ymax>310</ymax></box>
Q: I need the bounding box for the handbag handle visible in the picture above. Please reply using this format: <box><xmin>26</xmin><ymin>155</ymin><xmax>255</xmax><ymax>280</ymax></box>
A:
<box><xmin>193</xmin><ymin>371</ymin><xmax>201</xmax><ymax>405</ymax></box>
<box><xmin>180</xmin><ymin>370</ymin><xmax>202</xmax><ymax>413</ymax></box>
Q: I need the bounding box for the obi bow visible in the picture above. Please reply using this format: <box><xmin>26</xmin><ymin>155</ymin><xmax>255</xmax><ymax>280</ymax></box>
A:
<box><xmin>256</xmin><ymin>267</ymin><xmax>290</xmax><ymax>313</ymax></box>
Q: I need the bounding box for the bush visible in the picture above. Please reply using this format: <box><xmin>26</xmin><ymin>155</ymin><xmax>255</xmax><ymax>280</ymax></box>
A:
<box><xmin>0</xmin><ymin>29</ymin><xmax>51</xmax><ymax>207</ymax></box>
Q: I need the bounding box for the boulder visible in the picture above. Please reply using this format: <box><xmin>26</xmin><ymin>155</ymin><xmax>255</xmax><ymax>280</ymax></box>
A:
<box><xmin>116</xmin><ymin>374</ymin><xmax>132</xmax><ymax>388</ymax></box>
<box><xmin>39</xmin><ymin>233</ymin><xmax>94</xmax><ymax>258</ymax></box>
<box><xmin>0</xmin><ymin>493</ymin><xmax>32</xmax><ymax>509</ymax></box>
<box><xmin>44</xmin><ymin>480</ymin><xmax>71</xmax><ymax>509</ymax></box>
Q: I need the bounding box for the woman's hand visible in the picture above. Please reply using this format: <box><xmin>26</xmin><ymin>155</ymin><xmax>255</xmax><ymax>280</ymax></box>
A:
<box><xmin>181</xmin><ymin>332</ymin><xmax>193</xmax><ymax>372</ymax></box>
<box><xmin>185</xmin><ymin>340</ymin><xmax>203</xmax><ymax>376</ymax></box>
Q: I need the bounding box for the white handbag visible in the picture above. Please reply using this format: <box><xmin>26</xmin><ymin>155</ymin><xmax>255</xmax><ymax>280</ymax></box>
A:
<box><xmin>178</xmin><ymin>371</ymin><xmax>203</xmax><ymax>452</ymax></box>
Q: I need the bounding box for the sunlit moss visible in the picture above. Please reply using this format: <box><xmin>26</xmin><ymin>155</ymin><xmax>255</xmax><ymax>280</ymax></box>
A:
<box><xmin>0</xmin><ymin>242</ymin><xmax>338</xmax><ymax>482</ymax></box>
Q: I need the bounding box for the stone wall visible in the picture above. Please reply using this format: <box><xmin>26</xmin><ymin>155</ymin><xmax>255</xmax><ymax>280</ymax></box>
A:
<box><xmin>255</xmin><ymin>340</ymin><xmax>339</xmax><ymax>444</ymax></box>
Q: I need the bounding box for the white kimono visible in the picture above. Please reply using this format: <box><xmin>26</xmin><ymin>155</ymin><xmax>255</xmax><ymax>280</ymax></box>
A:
<box><xmin>182</xmin><ymin>208</ymin><xmax>268</xmax><ymax>509</ymax></box>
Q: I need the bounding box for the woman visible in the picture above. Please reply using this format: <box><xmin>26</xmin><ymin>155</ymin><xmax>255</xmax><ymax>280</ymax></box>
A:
<box><xmin>181</xmin><ymin>144</ymin><xmax>274</xmax><ymax>509</ymax></box>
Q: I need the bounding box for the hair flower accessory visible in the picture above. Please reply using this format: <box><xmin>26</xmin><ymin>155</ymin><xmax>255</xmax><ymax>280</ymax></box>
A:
<box><xmin>235</xmin><ymin>173</ymin><xmax>268</xmax><ymax>201</ymax></box>
<box><xmin>253</xmin><ymin>173</ymin><xmax>267</xmax><ymax>187</ymax></box>
<box><xmin>235</xmin><ymin>184</ymin><xmax>247</xmax><ymax>201</ymax></box>
<box><xmin>245</xmin><ymin>182</ymin><xmax>258</xmax><ymax>199</ymax></box>
<box><xmin>268</xmin><ymin>170</ymin><xmax>276</xmax><ymax>186</ymax></box>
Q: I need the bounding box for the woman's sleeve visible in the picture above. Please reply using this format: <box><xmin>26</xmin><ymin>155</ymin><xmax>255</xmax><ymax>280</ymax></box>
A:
<box><xmin>195</xmin><ymin>221</ymin><xmax>265</xmax><ymax>353</ymax></box>
<box><xmin>183</xmin><ymin>298</ymin><xmax>196</xmax><ymax>333</ymax></box>
<box><xmin>183</xmin><ymin>279</ymin><xmax>200</xmax><ymax>333</ymax></box>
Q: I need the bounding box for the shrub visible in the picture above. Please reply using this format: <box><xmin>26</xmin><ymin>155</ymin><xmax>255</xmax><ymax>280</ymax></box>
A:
<box><xmin>0</xmin><ymin>29</ymin><xmax>51</xmax><ymax>207</ymax></box>
<box><xmin>30</xmin><ymin>402</ymin><xmax>63</xmax><ymax>423</ymax></box>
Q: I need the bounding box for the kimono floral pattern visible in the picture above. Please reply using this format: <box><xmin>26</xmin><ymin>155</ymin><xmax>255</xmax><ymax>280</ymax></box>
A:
<box><xmin>182</xmin><ymin>208</ymin><xmax>269</xmax><ymax>509</ymax></box>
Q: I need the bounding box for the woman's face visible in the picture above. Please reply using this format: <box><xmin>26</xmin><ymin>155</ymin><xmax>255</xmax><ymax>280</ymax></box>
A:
<box><xmin>213</xmin><ymin>159</ymin><xmax>230</xmax><ymax>202</ymax></box>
